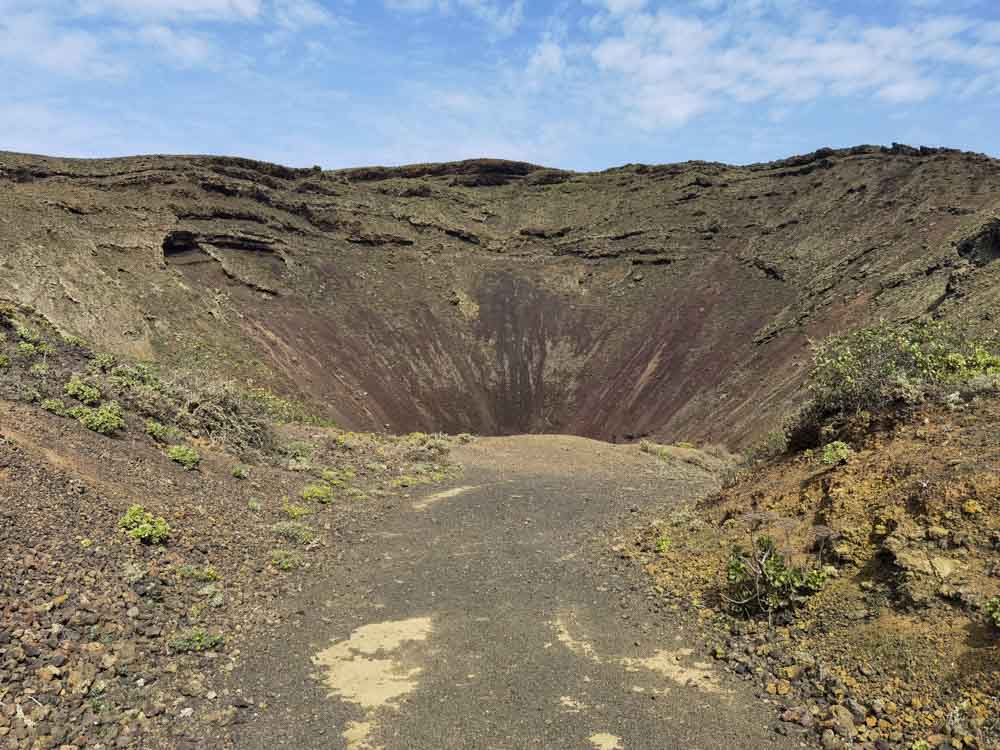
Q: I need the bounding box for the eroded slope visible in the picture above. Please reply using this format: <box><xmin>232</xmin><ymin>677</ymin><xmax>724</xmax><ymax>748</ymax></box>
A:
<box><xmin>2</xmin><ymin>146</ymin><xmax>999</xmax><ymax>444</ymax></box>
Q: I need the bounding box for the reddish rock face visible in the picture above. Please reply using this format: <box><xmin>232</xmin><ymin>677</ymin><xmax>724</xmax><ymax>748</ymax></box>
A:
<box><xmin>2</xmin><ymin>146</ymin><xmax>999</xmax><ymax>445</ymax></box>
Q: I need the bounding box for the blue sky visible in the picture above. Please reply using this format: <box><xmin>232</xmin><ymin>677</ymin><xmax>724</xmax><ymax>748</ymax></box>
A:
<box><xmin>2</xmin><ymin>0</ymin><xmax>1000</xmax><ymax>170</ymax></box>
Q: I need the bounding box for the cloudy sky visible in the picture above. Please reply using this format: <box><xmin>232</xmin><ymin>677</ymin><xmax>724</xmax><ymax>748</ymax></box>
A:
<box><xmin>2</xmin><ymin>0</ymin><xmax>1000</xmax><ymax>169</ymax></box>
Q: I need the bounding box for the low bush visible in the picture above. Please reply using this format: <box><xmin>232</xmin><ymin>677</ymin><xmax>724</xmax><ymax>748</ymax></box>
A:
<box><xmin>167</xmin><ymin>444</ymin><xmax>200</xmax><ymax>470</ymax></box>
<box><xmin>41</xmin><ymin>398</ymin><xmax>65</xmax><ymax>415</ymax></box>
<box><xmin>820</xmin><ymin>440</ymin><xmax>854</xmax><ymax>466</ymax></box>
<box><xmin>725</xmin><ymin>536</ymin><xmax>826</xmax><ymax>620</ymax></box>
<box><xmin>177</xmin><ymin>565</ymin><xmax>221</xmax><ymax>582</ymax></box>
<box><xmin>119</xmin><ymin>504</ymin><xmax>171</xmax><ymax>544</ymax></box>
<box><xmin>272</xmin><ymin>521</ymin><xmax>316</xmax><ymax>545</ymax></box>
<box><xmin>232</xmin><ymin>464</ymin><xmax>249</xmax><ymax>479</ymax></box>
<box><xmin>168</xmin><ymin>629</ymin><xmax>224</xmax><ymax>653</ymax></box>
<box><xmin>321</xmin><ymin>467</ymin><xmax>356</xmax><ymax>483</ymax></box>
<box><xmin>271</xmin><ymin>549</ymin><xmax>303</xmax><ymax>571</ymax></box>
<box><xmin>791</xmin><ymin>320</ymin><xmax>1000</xmax><ymax>448</ymax></box>
<box><xmin>0</xmin><ymin>355</ymin><xmax>9</xmax><ymax>369</ymax></box>
<box><xmin>60</xmin><ymin>333</ymin><xmax>87</xmax><ymax>348</ymax></box>
<box><xmin>144</xmin><ymin>419</ymin><xmax>179</xmax><ymax>443</ymax></box>
<box><xmin>108</xmin><ymin>362</ymin><xmax>160</xmax><ymax>391</ymax></box>
<box><xmin>16</xmin><ymin>342</ymin><xmax>38</xmax><ymax>358</ymax></box>
<box><xmin>65</xmin><ymin>376</ymin><xmax>102</xmax><ymax>405</ymax></box>
<box><xmin>176</xmin><ymin>380</ymin><xmax>275</xmax><ymax>453</ymax></box>
<box><xmin>987</xmin><ymin>597</ymin><xmax>1000</xmax><ymax>630</ymax></box>
<box><xmin>638</xmin><ymin>439</ymin><xmax>670</xmax><ymax>459</ymax></box>
<box><xmin>71</xmin><ymin>402</ymin><xmax>125</xmax><ymax>435</ymax></box>
<box><xmin>283</xmin><ymin>502</ymin><xmax>312</xmax><ymax>519</ymax></box>
<box><xmin>90</xmin><ymin>353</ymin><xmax>117</xmax><ymax>372</ymax></box>
<box><xmin>405</xmin><ymin>432</ymin><xmax>450</xmax><ymax>461</ymax></box>
<box><xmin>14</xmin><ymin>324</ymin><xmax>40</xmax><ymax>343</ymax></box>
<box><xmin>302</xmin><ymin>482</ymin><xmax>334</xmax><ymax>503</ymax></box>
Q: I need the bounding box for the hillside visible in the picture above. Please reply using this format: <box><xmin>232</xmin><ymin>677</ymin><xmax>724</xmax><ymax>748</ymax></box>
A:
<box><xmin>2</xmin><ymin>145</ymin><xmax>999</xmax><ymax>445</ymax></box>
<box><xmin>1</xmin><ymin>145</ymin><xmax>999</xmax><ymax>750</ymax></box>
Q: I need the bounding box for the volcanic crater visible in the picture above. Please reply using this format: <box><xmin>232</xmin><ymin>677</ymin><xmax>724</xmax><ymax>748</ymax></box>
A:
<box><xmin>2</xmin><ymin>144</ymin><xmax>999</xmax><ymax>444</ymax></box>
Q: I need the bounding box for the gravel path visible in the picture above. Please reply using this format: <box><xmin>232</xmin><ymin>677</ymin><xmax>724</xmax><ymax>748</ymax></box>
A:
<box><xmin>220</xmin><ymin>436</ymin><xmax>806</xmax><ymax>750</ymax></box>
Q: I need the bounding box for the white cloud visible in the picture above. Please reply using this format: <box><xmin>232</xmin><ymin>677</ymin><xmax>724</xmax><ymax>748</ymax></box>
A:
<box><xmin>603</xmin><ymin>0</ymin><xmax>647</xmax><ymax>14</ymax></box>
<box><xmin>383</xmin><ymin>0</ymin><xmax>524</xmax><ymax>36</ymax></box>
<box><xmin>384</xmin><ymin>0</ymin><xmax>437</xmax><ymax>9</ymax></box>
<box><xmin>76</xmin><ymin>0</ymin><xmax>261</xmax><ymax>20</ymax></box>
<box><xmin>528</xmin><ymin>38</ymin><xmax>564</xmax><ymax>77</ymax></box>
<box><xmin>563</xmin><ymin>3</ymin><xmax>1000</xmax><ymax>129</ymax></box>
<box><xmin>0</xmin><ymin>11</ymin><xmax>123</xmax><ymax>77</ymax></box>
<box><xmin>273</xmin><ymin>0</ymin><xmax>333</xmax><ymax>30</ymax></box>
<box><xmin>877</xmin><ymin>78</ymin><xmax>938</xmax><ymax>102</ymax></box>
<box><xmin>461</xmin><ymin>0</ymin><xmax>523</xmax><ymax>36</ymax></box>
<box><xmin>135</xmin><ymin>24</ymin><xmax>214</xmax><ymax>65</ymax></box>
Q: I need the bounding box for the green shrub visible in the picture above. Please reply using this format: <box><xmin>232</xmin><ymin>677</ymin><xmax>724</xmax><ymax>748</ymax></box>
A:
<box><xmin>167</xmin><ymin>444</ymin><xmax>201</xmax><ymax>470</ymax></box>
<box><xmin>144</xmin><ymin>419</ymin><xmax>174</xmax><ymax>443</ymax></box>
<box><xmin>725</xmin><ymin>536</ymin><xmax>826</xmax><ymax>620</ymax></box>
<box><xmin>14</xmin><ymin>324</ymin><xmax>39</xmax><ymax>343</ymax></box>
<box><xmin>0</xmin><ymin>354</ymin><xmax>9</xmax><ymax>369</ymax></box>
<box><xmin>177</xmin><ymin>565</ymin><xmax>221</xmax><ymax>582</ymax></box>
<box><xmin>119</xmin><ymin>504</ymin><xmax>171</xmax><ymax>544</ymax></box>
<box><xmin>108</xmin><ymin>362</ymin><xmax>161</xmax><ymax>391</ymax></box>
<box><xmin>794</xmin><ymin>321</ymin><xmax>1000</xmax><ymax>445</ymax></box>
<box><xmin>271</xmin><ymin>549</ymin><xmax>302</xmax><ymax>570</ymax></box>
<box><xmin>283</xmin><ymin>502</ymin><xmax>312</xmax><ymax>519</ymax></box>
<box><xmin>746</xmin><ymin>429</ymin><xmax>789</xmax><ymax>462</ymax></box>
<box><xmin>91</xmin><ymin>353</ymin><xmax>117</xmax><ymax>372</ymax></box>
<box><xmin>244</xmin><ymin>387</ymin><xmax>337</xmax><ymax>426</ymax></box>
<box><xmin>986</xmin><ymin>597</ymin><xmax>1000</xmax><ymax>629</ymax></box>
<box><xmin>820</xmin><ymin>441</ymin><xmax>854</xmax><ymax>465</ymax></box>
<box><xmin>272</xmin><ymin>521</ymin><xmax>316</xmax><ymax>545</ymax></box>
<box><xmin>655</xmin><ymin>537</ymin><xmax>672</xmax><ymax>554</ymax></box>
<box><xmin>41</xmin><ymin>398</ymin><xmax>65</xmax><ymax>415</ymax></box>
<box><xmin>168</xmin><ymin>629</ymin><xmax>224</xmax><ymax>653</ymax></box>
<box><xmin>232</xmin><ymin>464</ymin><xmax>249</xmax><ymax>479</ymax></box>
<box><xmin>302</xmin><ymin>482</ymin><xmax>334</xmax><ymax>503</ymax></box>
<box><xmin>16</xmin><ymin>341</ymin><xmax>37</xmax><ymax>358</ymax></box>
<box><xmin>285</xmin><ymin>441</ymin><xmax>315</xmax><ymax>460</ymax></box>
<box><xmin>71</xmin><ymin>402</ymin><xmax>125</xmax><ymax>435</ymax></box>
<box><xmin>65</xmin><ymin>376</ymin><xmax>102</xmax><ymax>405</ymax></box>
<box><xmin>321</xmin><ymin>467</ymin><xmax>356</xmax><ymax>483</ymax></box>
<box><xmin>638</xmin><ymin>439</ymin><xmax>670</xmax><ymax>459</ymax></box>
<box><xmin>29</xmin><ymin>362</ymin><xmax>49</xmax><ymax>377</ymax></box>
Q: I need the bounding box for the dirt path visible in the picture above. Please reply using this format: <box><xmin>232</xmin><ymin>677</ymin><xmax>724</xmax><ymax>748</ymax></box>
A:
<box><xmin>215</xmin><ymin>437</ymin><xmax>803</xmax><ymax>750</ymax></box>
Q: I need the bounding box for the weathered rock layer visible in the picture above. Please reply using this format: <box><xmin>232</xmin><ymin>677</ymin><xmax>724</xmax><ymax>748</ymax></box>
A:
<box><xmin>2</xmin><ymin>145</ymin><xmax>999</xmax><ymax>444</ymax></box>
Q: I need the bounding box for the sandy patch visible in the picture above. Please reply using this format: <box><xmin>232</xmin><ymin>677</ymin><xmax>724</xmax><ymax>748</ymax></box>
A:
<box><xmin>553</xmin><ymin>615</ymin><xmax>599</xmax><ymax>661</ymax></box>
<box><xmin>590</xmin><ymin>733</ymin><xmax>623</xmax><ymax>749</ymax></box>
<box><xmin>313</xmin><ymin>617</ymin><xmax>434</xmax><ymax>749</ymax></box>
<box><xmin>622</xmin><ymin>649</ymin><xmax>722</xmax><ymax>694</ymax></box>
<box><xmin>551</xmin><ymin>612</ymin><xmax>726</xmax><ymax>696</ymax></box>
<box><xmin>413</xmin><ymin>485</ymin><xmax>475</xmax><ymax>511</ymax></box>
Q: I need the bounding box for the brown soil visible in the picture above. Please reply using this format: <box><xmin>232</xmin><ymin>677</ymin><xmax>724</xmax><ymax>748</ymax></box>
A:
<box><xmin>627</xmin><ymin>396</ymin><xmax>1000</xmax><ymax>749</ymax></box>
<box><xmin>0</xmin><ymin>307</ymin><xmax>467</xmax><ymax>748</ymax></box>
